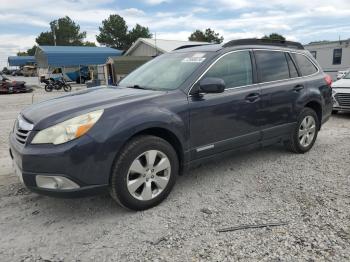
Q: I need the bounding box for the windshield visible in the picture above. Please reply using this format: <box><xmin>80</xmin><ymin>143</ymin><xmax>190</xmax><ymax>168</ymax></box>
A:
<box><xmin>343</xmin><ymin>72</ymin><xmax>350</xmax><ymax>79</ymax></box>
<box><xmin>119</xmin><ymin>52</ymin><xmax>211</xmax><ymax>90</ymax></box>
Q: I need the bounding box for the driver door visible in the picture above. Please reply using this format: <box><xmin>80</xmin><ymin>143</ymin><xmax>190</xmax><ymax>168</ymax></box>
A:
<box><xmin>189</xmin><ymin>50</ymin><xmax>262</xmax><ymax>159</ymax></box>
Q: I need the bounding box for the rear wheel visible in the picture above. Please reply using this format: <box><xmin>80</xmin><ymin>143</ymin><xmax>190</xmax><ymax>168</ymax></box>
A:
<box><xmin>332</xmin><ymin>110</ymin><xmax>339</xmax><ymax>114</ymax></box>
<box><xmin>285</xmin><ymin>108</ymin><xmax>319</xmax><ymax>153</ymax></box>
<box><xmin>109</xmin><ymin>135</ymin><xmax>178</xmax><ymax>211</ymax></box>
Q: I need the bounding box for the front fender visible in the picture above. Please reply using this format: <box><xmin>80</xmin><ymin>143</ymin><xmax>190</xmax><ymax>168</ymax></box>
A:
<box><xmin>87</xmin><ymin>98</ymin><xmax>189</xmax><ymax>181</ymax></box>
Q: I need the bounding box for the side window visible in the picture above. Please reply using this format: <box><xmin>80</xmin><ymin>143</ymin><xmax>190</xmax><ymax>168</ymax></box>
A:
<box><xmin>333</xmin><ymin>49</ymin><xmax>342</xmax><ymax>65</ymax></box>
<box><xmin>292</xmin><ymin>53</ymin><xmax>318</xmax><ymax>76</ymax></box>
<box><xmin>204</xmin><ymin>51</ymin><xmax>253</xmax><ymax>88</ymax></box>
<box><xmin>286</xmin><ymin>53</ymin><xmax>299</xmax><ymax>78</ymax></box>
<box><xmin>52</xmin><ymin>68</ymin><xmax>62</xmax><ymax>74</ymax></box>
<box><xmin>254</xmin><ymin>50</ymin><xmax>289</xmax><ymax>82</ymax></box>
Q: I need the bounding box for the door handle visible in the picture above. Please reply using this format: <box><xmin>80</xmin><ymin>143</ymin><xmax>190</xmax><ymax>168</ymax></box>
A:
<box><xmin>245</xmin><ymin>93</ymin><xmax>260</xmax><ymax>102</ymax></box>
<box><xmin>293</xmin><ymin>85</ymin><xmax>304</xmax><ymax>92</ymax></box>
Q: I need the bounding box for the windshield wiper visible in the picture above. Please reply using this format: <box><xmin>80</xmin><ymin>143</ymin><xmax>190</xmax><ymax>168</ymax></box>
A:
<box><xmin>126</xmin><ymin>85</ymin><xmax>147</xmax><ymax>90</ymax></box>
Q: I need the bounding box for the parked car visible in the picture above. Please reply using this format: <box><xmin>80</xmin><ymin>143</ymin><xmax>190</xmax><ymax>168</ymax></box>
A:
<box><xmin>22</xmin><ymin>65</ymin><xmax>37</xmax><ymax>77</ymax></box>
<box><xmin>12</xmin><ymin>69</ymin><xmax>23</xmax><ymax>76</ymax></box>
<box><xmin>2</xmin><ymin>67</ymin><xmax>11</xmax><ymax>75</ymax></box>
<box><xmin>336</xmin><ymin>69</ymin><xmax>350</xmax><ymax>80</ymax></box>
<box><xmin>40</xmin><ymin>66</ymin><xmax>91</xmax><ymax>84</ymax></box>
<box><xmin>9</xmin><ymin>39</ymin><xmax>332</xmax><ymax>210</ymax></box>
<box><xmin>332</xmin><ymin>71</ymin><xmax>350</xmax><ymax>113</ymax></box>
<box><xmin>0</xmin><ymin>75</ymin><xmax>32</xmax><ymax>94</ymax></box>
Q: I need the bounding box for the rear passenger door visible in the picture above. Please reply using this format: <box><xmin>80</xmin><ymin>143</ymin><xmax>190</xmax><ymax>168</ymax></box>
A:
<box><xmin>254</xmin><ymin>50</ymin><xmax>306</xmax><ymax>140</ymax></box>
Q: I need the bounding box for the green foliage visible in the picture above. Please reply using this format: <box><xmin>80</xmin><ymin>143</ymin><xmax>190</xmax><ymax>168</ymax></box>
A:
<box><xmin>17</xmin><ymin>45</ymin><xmax>37</xmax><ymax>56</ymax></box>
<box><xmin>262</xmin><ymin>33</ymin><xmax>286</xmax><ymax>41</ymax></box>
<box><xmin>20</xmin><ymin>17</ymin><xmax>95</xmax><ymax>55</ymax></box>
<box><xmin>126</xmin><ymin>24</ymin><xmax>152</xmax><ymax>49</ymax></box>
<box><xmin>17</xmin><ymin>51</ymin><xmax>28</xmax><ymax>56</ymax></box>
<box><xmin>96</xmin><ymin>14</ymin><xmax>128</xmax><ymax>50</ymax></box>
<box><xmin>96</xmin><ymin>14</ymin><xmax>152</xmax><ymax>50</ymax></box>
<box><xmin>36</xmin><ymin>16</ymin><xmax>87</xmax><ymax>46</ymax></box>
<box><xmin>83</xmin><ymin>41</ymin><xmax>97</xmax><ymax>47</ymax></box>
<box><xmin>188</xmin><ymin>28</ymin><xmax>224</xmax><ymax>44</ymax></box>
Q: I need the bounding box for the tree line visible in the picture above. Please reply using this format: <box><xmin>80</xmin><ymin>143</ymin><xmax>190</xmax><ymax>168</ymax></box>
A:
<box><xmin>17</xmin><ymin>15</ymin><xmax>285</xmax><ymax>56</ymax></box>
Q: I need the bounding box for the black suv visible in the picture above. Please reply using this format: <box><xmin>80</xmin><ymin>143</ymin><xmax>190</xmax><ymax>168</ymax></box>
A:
<box><xmin>9</xmin><ymin>39</ymin><xmax>332</xmax><ymax>210</ymax></box>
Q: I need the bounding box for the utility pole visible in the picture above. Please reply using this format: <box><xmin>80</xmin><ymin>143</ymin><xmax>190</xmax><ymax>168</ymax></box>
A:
<box><xmin>51</xmin><ymin>22</ymin><xmax>57</xmax><ymax>46</ymax></box>
<box><xmin>154</xmin><ymin>32</ymin><xmax>158</xmax><ymax>56</ymax></box>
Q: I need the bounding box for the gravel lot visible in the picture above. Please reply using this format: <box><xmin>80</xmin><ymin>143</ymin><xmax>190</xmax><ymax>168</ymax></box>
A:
<box><xmin>0</xmin><ymin>85</ymin><xmax>350</xmax><ymax>261</ymax></box>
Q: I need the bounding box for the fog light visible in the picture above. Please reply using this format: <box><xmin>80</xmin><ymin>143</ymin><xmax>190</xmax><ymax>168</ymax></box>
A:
<box><xmin>36</xmin><ymin>176</ymin><xmax>80</xmax><ymax>190</ymax></box>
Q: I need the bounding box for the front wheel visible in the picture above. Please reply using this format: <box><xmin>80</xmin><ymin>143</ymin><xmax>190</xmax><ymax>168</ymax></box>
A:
<box><xmin>109</xmin><ymin>135</ymin><xmax>178</xmax><ymax>211</ymax></box>
<box><xmin>44</xmin><ymin>84</ymin><xmax>53</xmax><ymax>92</ymax></box>
<box><xmin>285</xmin><ymin>108</ymin><xmax>319</xmax><ymax>153</ymax></box>
<box><xmin>63</xmin><ymin>84</ymin><xmax>72</xmax><ymax>92</ymax></box>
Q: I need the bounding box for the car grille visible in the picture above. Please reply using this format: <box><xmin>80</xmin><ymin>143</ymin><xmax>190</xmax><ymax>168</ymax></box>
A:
<box><xmin>335</xmin><ymin>93</ymin><xmax>350</xmax><ymax>107</ymax></box>
<box><xmin>14</xmin><ymin>116</ymin><xmax>33</xmax><ymax>145</ymax></box>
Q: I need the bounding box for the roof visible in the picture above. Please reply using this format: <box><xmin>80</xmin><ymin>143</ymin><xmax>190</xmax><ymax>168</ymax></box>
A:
<box><xmin>35</xmin><ymin>46</ymin><xmax>123</xmax><ymax>67</ymax></box>
<box><xmin>125</xmin><ymin>38</ymin><xmax>210</xmax><ymax>56</ymax></box>
<box><xmin>305</xmin><ymin>39</ymin><xmax>350</xmax><ymax>49</ymax></box>
<box><xmin>8</xmin><ymin>56</ymin><xmax>36</xmax><ymax>66</ymax></box>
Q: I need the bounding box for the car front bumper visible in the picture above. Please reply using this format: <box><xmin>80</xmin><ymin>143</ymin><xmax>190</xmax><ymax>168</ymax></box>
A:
<box><xmin>332</xmin><ymin>88</ymin><xmax>350</xmax><ymax>112</ymax></box>
<box><xmin>9</xmin><ymin>132</ymin><xmax>110</xmax><ymax>198</ymax></box>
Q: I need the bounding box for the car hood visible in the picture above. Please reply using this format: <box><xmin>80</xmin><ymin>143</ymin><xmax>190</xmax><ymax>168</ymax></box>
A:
<box><xmin>21</xmin><ymin>86</ymin><xmax>165</xmax><ymax>128</ymax></box>
<box><xmin>332</xmin><ymin>78</ymin><xmax>350</xmax><ymax>88</ymax></box>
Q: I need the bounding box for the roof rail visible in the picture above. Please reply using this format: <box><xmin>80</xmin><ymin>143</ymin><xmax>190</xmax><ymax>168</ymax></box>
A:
<box><xmin>173</xmin><ymin>44</ymin><xmax>211</xmax><ymax>51</ymax></box>
<box><xmin>222</xmin><ymin>38</ymin><xmax>304</xmax><ymax>50</ymax></box>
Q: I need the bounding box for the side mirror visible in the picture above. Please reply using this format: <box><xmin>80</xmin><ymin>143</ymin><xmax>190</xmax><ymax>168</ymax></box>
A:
<box><xmin>199</xmin><ymin>77</ymin><xmax>225</xmax><ymax>94</ymax></box>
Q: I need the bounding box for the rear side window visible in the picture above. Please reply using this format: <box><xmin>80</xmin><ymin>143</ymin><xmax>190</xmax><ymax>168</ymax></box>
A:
<box><xmin>292</xmin><ymin>53</ymin><xmax>318</xmax><ymax>76</ymax></box>
<box><xmin>254</xmin><ymin>50</ymin><xmax>289</xmax><ymax>82</ymax></box>
<box><xmin>204</xmin><ymin>51</ymin><xmax>253</xmax><ymax>88</ymax></box>
<box><xmin>286</xmin><ymin>53</ymin><xmax>299</xmax><ymax>78</ymax></box>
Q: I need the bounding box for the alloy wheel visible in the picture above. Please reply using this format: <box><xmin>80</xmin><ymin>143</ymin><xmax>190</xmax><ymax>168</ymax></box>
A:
<box><xmin>127</xmin><ymin>150</ymin><xmax>171</xmax><ymax>201</ymax></box>
<box><xmin>298</xmin><ymin>115</ymin><xmax>316</xmax><ymax>148</ymax></box>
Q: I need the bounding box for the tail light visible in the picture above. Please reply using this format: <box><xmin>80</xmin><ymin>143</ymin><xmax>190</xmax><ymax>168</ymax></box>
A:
<box><xmin>324</xmin><ymin>74</ymin><xmax>332</xmax><ymax>88</ymax></box>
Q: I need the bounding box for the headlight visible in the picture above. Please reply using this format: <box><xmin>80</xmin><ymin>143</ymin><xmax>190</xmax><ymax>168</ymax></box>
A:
<box><xmin>31</xmin><ymin>109</ymin><xmax>104</xmax><ymax>145</ymax></box>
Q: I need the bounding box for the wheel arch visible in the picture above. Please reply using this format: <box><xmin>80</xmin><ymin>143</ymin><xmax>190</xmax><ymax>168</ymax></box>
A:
<box><xmin>111</xmin><ymin>126</ymin><xmax>186</xmax><ymax>179</ymax></box>
<box><xmin>304</xmin><ymin>100</ymin><xmax>322</xmax><ymax>129</ymax></box>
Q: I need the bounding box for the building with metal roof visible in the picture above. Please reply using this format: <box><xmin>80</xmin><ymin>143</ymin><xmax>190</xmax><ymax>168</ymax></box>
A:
<box><xmin>104</xmin><ymin>56</ymin><xmax>152</xmax><ymax>84</ymax></box>
<box><xmin>8</xmin><ymin>56</ymin><xmax>36</xmax><ymax>67</ymax></box>
<box><xmin>305</xmin><ymin>39</ymin><xmax>350</xmax><ymax>80</ymax></box>
<box><xmin>35</xmin><ymin>46</ymin><xmax>122</xmax><ymax>68</ymax></box>
<box><xmin>124</xmin><ymin>38</ymin><xmax>210</xmax><ymax>56</ymax></box>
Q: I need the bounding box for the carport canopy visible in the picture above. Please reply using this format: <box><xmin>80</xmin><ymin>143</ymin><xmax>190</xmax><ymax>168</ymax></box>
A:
<box><xmin>8</xmin><ymin>56</ymin><xmax>36</xmax><ymax>66</ymax></box>
<box><xmin>35</xmin><ymin>46</ymin><xmax>122</xmax><ymax>68</ymax></box>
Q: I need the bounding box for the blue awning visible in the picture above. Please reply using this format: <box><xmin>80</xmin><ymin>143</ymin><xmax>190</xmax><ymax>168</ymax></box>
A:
<box><xmin>35</xmin><ymin>46</ymin><xmax>122</xmax><ymax>67</ymax></box>
<box><xmin>8</xmin><ymin>56</ymin><xmax>36</xmax><ymax>66</ymax></box>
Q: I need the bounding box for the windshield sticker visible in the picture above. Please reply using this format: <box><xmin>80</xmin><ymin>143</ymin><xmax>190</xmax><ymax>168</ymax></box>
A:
<box><xmin>182</xmin><ymin>53</ymin><xmax>206</xmax><ymax>63</ymax></box>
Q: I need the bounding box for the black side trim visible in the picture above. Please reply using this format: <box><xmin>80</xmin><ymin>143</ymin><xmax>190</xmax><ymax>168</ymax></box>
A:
<box><xmin>262</xmin><ymin>123</ymin><xmax>296</xmax><ymax>140</ymax></box>
<box><xmin>193</xmin><ymin>131</ymin><xmax>261</xmax><ymax>159</ymax></box>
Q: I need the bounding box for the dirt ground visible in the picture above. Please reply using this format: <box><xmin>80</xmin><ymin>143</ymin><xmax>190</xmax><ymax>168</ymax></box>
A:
<box><xmin>0</xmin><ymin>86</ymin><xmax>350</xmax><ymax>261</ymax></box>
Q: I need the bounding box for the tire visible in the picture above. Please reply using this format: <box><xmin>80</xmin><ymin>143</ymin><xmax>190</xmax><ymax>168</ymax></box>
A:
<box><xmin>63</xmin><ymin>84</ymin><xmax>72</xmax><ymax>92</ymax></box>
<box><xmin>80</xmin><ymin>78</ymin><xmax>86</xmax><ymax>84</ymax></box>
<box><xmin>44</xmin><ymin>84</ymin><xmax>52</xmax><ymax>92</ymax></box>
<box><xmin>285</xmin><ymin>108</ymin><xmax>319</xmax><ymax>153</ymax></box>
<box><xmin>110</xmin><ymin>135</ymin><xmax>178</xmax><ymax>211</ymax></box>
<box><xmin>332</xmin><ymin>110</ymin><xmax>339</xmax><ymax>114</ymax></box>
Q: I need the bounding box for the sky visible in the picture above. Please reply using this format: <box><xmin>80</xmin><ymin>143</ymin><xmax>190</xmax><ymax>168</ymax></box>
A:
<box><xmin>0</xmin><ymin>0</ymin><xmax>349</xmax><ymax>67</ymax></box>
